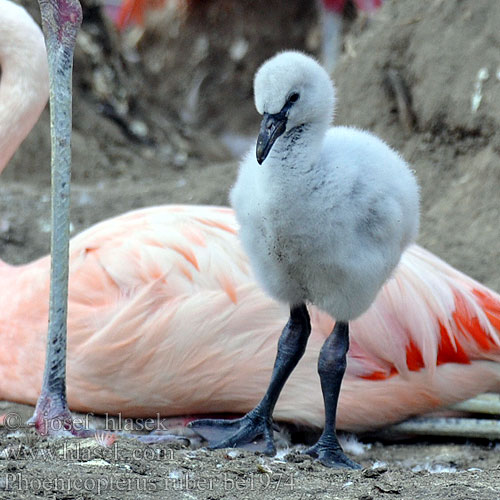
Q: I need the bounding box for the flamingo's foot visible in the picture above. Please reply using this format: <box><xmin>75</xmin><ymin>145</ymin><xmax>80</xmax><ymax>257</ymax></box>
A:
<box><xmin>304</xmin><ymin>437</ymin><xmax>361</xmax><ymax>469</ymax></box>
<box><xmin>28</xmin><ymin>393</ymin><xmax>196</xmax><ymax>447</ymax></box>
<box><xmin>28</xmin><ymin>390</ymin><xmax>90</xmax><ymax>437</ymax></box>
<box><xmin>189</xmin><ymin>410</ymin><xmax>276</xmax><ymax>455</ymax></box>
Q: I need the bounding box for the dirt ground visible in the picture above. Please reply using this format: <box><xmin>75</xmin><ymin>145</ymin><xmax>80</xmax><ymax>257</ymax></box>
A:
<box><xmin>1</xmin><ymin>0</ymin><xmax>499</xmax><ymax>498</ymax></box>
<box><xmin>0</xmin><ymin>401</ymin><xmax>499</xmax><ymax>500</ymax></box>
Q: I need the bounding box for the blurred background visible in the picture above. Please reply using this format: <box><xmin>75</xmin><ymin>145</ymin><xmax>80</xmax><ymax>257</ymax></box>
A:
<box><xmin>2</xmin><ymin>0</ymin><xmax>500</xmax><ymax>293</ymax></box>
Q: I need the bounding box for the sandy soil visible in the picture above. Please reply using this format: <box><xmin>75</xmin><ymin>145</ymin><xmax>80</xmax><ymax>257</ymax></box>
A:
<box><xmin>1</xmin><ymin>0</ymin><xmax>499</xmax><ymax>498</ymax></box>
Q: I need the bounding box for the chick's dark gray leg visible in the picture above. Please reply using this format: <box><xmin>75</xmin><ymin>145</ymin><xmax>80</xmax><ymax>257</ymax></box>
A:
<box><xmin>189</xmin><ymin>303</ymin><xmax>311</xmax><ymax>454</ymax></box>
<box><xmin>305</xmin><ymin>321</ymin><xmax>361</xmax><ymax>469</ymax></box>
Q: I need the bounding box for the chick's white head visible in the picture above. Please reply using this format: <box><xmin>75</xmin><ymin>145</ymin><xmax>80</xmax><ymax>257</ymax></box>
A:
<box><xmin>254</xmin><ymin>51</ymin><xmax>336</xmax><ymax>130</ymax></box>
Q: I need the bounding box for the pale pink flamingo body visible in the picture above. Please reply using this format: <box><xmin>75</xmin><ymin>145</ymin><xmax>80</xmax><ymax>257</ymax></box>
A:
<box><xmin>0</xmin><ymin>0</ymin><xmax>499</xmax><ymax>433</ymax></box>
<box><xmin>1</xmin><ymin>204</ymin><xmax>500</xmax><ymax>431</ymax></box>
<box><xmin>0</xmin><ymin>0</ymin><xmax>49</xmax><ymax>170</ymax></box>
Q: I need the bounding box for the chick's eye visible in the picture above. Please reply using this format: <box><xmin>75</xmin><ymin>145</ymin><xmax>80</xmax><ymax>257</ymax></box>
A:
<box><xmin>288</xmin><ymin>92</ymin><xmax>300</xmax><ymax>103</ymax></box>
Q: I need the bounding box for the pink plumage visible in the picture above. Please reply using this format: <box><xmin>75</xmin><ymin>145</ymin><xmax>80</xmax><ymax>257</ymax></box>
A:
<box><xmin>0</xmin><ymin>205</ymin><xmax>499</xmax><ymax>431</ymax></box>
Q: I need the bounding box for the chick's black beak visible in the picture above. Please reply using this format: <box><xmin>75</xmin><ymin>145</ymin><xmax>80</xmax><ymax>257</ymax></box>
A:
<box><xmin>256</xmin><ymin>110</ymin><xmax>288</xmax><ymax>165</ymax></box>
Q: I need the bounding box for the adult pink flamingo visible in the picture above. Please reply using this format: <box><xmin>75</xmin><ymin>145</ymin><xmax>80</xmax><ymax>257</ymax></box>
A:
<box><xmin>0</xmin><ymin>0</ymin><xmax>499</xmax><ymax>441</ymax></box>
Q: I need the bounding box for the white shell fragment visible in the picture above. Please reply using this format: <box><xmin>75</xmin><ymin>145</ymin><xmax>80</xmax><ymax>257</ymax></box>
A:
<box><xmin>471</xmin><ymin>67</ymin><xmax>490</xmax><ymax>113</ymax></box>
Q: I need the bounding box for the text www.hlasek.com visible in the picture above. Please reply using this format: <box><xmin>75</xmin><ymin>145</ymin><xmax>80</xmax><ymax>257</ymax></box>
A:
<box><xmin>3</xmin><ymin>472</ymin><xmax>295</xmax><ymax>493</ymax></box>
<box><xmin>1</xmin><ymin>440</ymin><xmax>177</xmax><ymax>462</ymax></box>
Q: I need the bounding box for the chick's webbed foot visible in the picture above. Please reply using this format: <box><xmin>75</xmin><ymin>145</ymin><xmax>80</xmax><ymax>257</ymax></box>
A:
<box><xmin>304</xmin><ymin>437</ymin><xmax>361</xmax><ymax>469</ymax></box>
<box><xmin>189</xmin><ymin>409</ymin><xmax>276</xmax><ymax>455</ymax></box>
